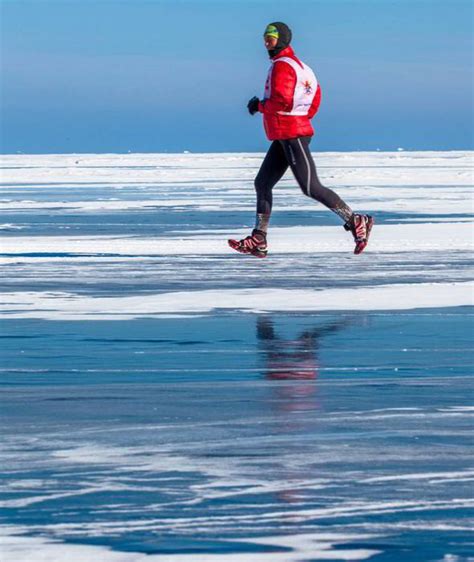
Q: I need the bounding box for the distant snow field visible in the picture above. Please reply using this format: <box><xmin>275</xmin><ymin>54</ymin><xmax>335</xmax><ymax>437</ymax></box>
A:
<box><xmin>1</xmin><ymin>151</ymin><xmax>473</xmax><ymax>316</ymax></box>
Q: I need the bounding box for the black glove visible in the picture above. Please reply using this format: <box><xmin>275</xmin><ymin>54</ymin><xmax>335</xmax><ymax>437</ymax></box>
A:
<box><xmin>247</xmin><ymin>96</ymin><xmax>260</xmax><ymax>115</ymax></box>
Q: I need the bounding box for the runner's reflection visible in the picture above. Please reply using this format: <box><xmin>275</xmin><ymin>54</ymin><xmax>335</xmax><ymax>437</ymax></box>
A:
<box><xmin>257</xmin><ymin>315</ymin><xmax>352</xmax><ymax>505</ymax></box>
<box><xmin>257</xmin><ymin>315</ymin><xmax>350</xmax><ymax>384</ymax></box>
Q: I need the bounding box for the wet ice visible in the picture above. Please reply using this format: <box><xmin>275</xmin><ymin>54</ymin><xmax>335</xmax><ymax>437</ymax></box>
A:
<box><xmin>0</xmin><ymin>152</ymin><xmax>473</xmax><ymax>561</ymax></box>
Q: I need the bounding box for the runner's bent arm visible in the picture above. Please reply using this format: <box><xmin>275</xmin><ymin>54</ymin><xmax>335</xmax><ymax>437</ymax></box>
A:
<box><xmin>258</xmin><ymin>63</ymin><xmax>297</xmax><ymax>114</ymax></box>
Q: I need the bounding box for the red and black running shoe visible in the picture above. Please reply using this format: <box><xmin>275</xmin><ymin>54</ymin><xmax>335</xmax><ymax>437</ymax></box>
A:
<box><xmin>228</xmin><ymin>229</ymin><xmax>268</xmax><ymax>258</ymax></box>
<box><xmin>344</xmin><ymin>214</ymin><xmax>374</xmax><ymax>255</ymax></box>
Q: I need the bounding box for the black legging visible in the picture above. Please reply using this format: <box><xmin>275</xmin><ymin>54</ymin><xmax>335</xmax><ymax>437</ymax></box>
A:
<box><xmin>254</xmin><ymin>136</ymin><xmax>353</xmax><ymax>224</ymax></box>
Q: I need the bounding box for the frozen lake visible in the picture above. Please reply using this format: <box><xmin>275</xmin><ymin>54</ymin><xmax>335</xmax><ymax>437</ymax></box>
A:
<box><xmin>1</xmin><ymin>152</ymin><xmax>473</xmax><ymax>561</ymax></box>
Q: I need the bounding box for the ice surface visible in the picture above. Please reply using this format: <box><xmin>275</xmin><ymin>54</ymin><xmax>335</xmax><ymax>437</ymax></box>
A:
<box><xmin>0</xmin><ymin>152</ymin><xmax>473</xmax><ymax>562</ymax></box>
<box><xmin>1</xmin><ymin>282</ymin><xmax>472</xmax><ymax>320</ymax></box>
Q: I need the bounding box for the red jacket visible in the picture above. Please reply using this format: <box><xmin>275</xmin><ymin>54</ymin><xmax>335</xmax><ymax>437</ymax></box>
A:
<box><xmin>258</xmin><ymin>46</ymin><xmax>321</xmax><ymax>141</ymax></box>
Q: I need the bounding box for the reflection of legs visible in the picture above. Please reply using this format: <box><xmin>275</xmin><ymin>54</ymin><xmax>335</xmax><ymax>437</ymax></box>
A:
<box><xmin>299</xmin><ymin>318</ymin><xmax>352</xmax><ymax>347</ymax></box>
<box><xmin>257</xmin><ymin>316</ymin><xmax>352</xmax><ymax>354</ymax></box>
<box><xmin>281</xmin><ymin>136</ymin><xmax>353</xmax><ymax>223</ymax></box>
<box><xmin>257</xmin><ymin>316</ymin><xmax>277</xmax><ymax>342</ymax></box>
<box><xmin>254</xmin><ymin>141</ymin><xmax>289</xmax><ymax>232</ymax></box>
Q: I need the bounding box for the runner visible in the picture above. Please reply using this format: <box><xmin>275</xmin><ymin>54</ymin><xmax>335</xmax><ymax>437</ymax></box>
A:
<box><xmin>228</xmin><ymin>22</ymin><xmax>373</xmax><ymax>257</ymax></box>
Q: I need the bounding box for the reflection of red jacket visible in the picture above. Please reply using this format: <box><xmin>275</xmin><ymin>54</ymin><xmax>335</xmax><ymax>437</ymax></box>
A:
<box><xmin>258</xmin><ymin>46</ymin><xmax>321</xmax><ymax>141</ymax></box>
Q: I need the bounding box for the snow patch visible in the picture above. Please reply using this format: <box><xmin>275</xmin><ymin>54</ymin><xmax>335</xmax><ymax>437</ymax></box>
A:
<box><xmin>0</xmin><ymin>282</ymin><xmax>472</xmax><ymax>320</ymax></box>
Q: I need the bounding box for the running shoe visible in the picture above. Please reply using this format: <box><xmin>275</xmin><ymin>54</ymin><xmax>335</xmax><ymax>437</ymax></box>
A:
<box><xmin>344</xmin><ymin>214</ymin><xmax>374</xmax><ymax>255</ymax></box>
<box><xmin>228</xmin><ymin>229</ymin><xmax>268</xmax><ymax>258</ymax></box>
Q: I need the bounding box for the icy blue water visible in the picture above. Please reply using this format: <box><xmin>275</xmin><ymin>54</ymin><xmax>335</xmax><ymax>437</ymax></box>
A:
<box><xmin>0</xmin><ymin>153</ymin><xmax>473</xmax><ymax>561</ymax></box>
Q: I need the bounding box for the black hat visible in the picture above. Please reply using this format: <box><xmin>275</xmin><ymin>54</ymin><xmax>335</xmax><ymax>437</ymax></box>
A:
<box><xmin>264</xmin><ymin>22</ymin><xmax>292</xmax><ymax>58</ymax></box>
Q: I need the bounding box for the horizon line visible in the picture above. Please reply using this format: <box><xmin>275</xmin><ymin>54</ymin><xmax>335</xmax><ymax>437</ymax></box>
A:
<box><xmin>2</xmin><ymin>148</ymin><xmax>473</xmax><ymax>157</ymax></box>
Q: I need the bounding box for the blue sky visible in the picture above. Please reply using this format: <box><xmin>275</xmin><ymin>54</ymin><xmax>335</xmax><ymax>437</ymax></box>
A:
<box><xmin>1</xmin><ymin>0</ymin><xmax>473</xmax><ymax>153</ymax></box>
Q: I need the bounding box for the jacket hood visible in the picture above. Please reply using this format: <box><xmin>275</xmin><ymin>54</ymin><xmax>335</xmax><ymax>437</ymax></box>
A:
<box><xmin>265</xmin><ymin>21</ymin><xmax>292</xmax><ymax>59</ymax></box>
